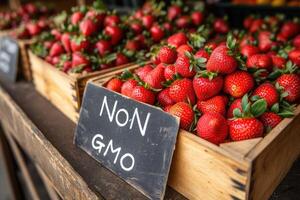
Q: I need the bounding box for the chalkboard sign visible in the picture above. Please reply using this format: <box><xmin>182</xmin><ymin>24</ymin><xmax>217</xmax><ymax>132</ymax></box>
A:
<box><xmin>74</xmin><ymin>82</ymin><xmax>180</xmax><ymax>200</ymax></box>
<box><xmin>0</xmin><ymin>36</ymin><xmax>19</xmax><ymax>82</ymax></box>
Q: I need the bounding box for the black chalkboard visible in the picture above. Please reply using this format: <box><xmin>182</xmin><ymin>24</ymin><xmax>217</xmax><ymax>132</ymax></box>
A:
<box><xmin>74</xmin><ymin>82</ymin><xmax>180</xmax><ymax>200</ymax></box>
<box><xmin>0</xmin><ymin>36</ymin><xmax>19</xmax><ymax>82</ymax></box>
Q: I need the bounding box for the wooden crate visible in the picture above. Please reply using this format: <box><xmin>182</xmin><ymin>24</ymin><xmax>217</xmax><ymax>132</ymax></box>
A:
<box><xmin>91</xmin><ymin>70</ymin><xmax>300</xmax><ymax>200</ymax></box>
<box><xmin>18</xmin><ymin>39</ymin><xmax>34</xmax><ymax>81</ymax></box>
<box><xmin>28</xmin><ymin>50</ymin><xmax>141</xmax><ymax>122</ymax></box>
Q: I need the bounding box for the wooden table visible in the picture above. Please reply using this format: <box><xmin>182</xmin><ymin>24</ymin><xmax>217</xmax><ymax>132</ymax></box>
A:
<box><xmin>0</xmin><ymin>80</ymin><xmax>299</xmax><ymax>200</ymax></box>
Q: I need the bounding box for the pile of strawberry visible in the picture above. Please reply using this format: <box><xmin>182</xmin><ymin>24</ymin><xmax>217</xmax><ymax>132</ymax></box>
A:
<box><xmin>106</xmin><ymin>14</ymin><xmax>300</xmax><ymax>145</ymax></box>
<box><xmin>0</xmin><ymin>3</ymin><xmax>54</xmax><ymax>39</ymax></box>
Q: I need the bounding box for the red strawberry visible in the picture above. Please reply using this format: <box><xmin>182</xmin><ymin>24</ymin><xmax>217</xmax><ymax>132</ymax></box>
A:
<box><xmin>227</xmin><ymin>98</ymin><xmax>242</xmax><ymax>118</ymax></box>
<box><xmin>80</xmin><ymin>18</ymin><xmax>97</xmax><ymax>37</ymax></box>
<box><xmin>288</xmin><ymin>49</ymin><xmax>300</xmax><ymax>66</ymax></box>
<box><xmin>213</xmin><ymin>18</ymin><xmax>229</xmax><ymax>34</ymax></box>
<box><xmin>49</xmin><ymin>42</ymin><xmax>65</xmax><ymax>57</ymax></box>
<box><xmin>164</xmin><ymin>65</ymin><xmax>176</xmax><ymax>80</ymax></box>
<box><xmin>163</xmin><ymin>22</ymin><xmax>172</xmax><ymax>32</ymax></box>
<box><xmin>164</xmin><ymin>105</ymin><xmax>172</xmax><ymax>112</ymax></box>
<box><xmin>95</xmin><ymin>40</ymin><xmax>112</xmax><ymax>56</ymax></box>
<box><xmin>51</xmin><ymin>29</ymin><xmax>62</xmax><ymax>40</ymax></box>
<box><xmin>106</xmin><ymin>78</ymin><xmax>123</xmax><ymax>92</ymax></box>
<box><xmin>228</xmin><ymin>118</ymin><xmax>264</xmax><ymax>141</ymax></box>
<box><xmin>243</xmin><ymin>16</ymin><xmax>254</xmax><ymax>29</ymax></box>
<box><xmin>293</xmin><ymin>35</ymin><xmax>300</xmax><ymax>49</ymax></box>
<box><xmin>240</xmin><ymin>45</ymin><xmax>260</xmax><ymax>58</ymax></box>
<box><xmin>193</xmin><ymin>75</ymin><xmax>223</xmax><ymax>101</ymax></box>
<box><xmin>279</xmin><ymin>21</ymin><xmax>300</xmax><ymax>39</ymax></box>
<box><xmin>191</xmin><ymin>11</ymin><xmax>204</xmax><ymax>26</ymax></box>
<box><xmin>197</xmin><ymin>113</ymin><xmax>228</xmax><ymax>145</ymax></box>
<box><xmin>169</xmin><ymin>78</ymin><xmax>196</xmax><ymax>105</ymax></box>
<box><xmin>121</xmin><ymin>79</ymin><xmax>137</xmax><ymax>97</ymax></box>
<box><xmin>158</xmin><ymin>88</ymin><xmax>174</xmax><ymax>107</ymax></box>
<box><xmin>270</xmin><ymin>54</ymin><xmax>286</xmax><ymax>69</ymax></box>
<box><xmin>142</xmin><ymin>15</ymin><xmax>154</xmax><ymax>29</ymax></box>
<box><xmin>158</xmin><ymin>46</ymin><xmax>177</xmax><ymax>64</ymax></box>
<box><xmin>167</xmin><ymin>5</ymin><xmax>181</xmax><ymax>21</ymax></box>
<box><xmin>104</xmin><ymin>25</ymin><xmax>123</xmax><ymax>45</ymax></box>
<box><xmin>62</xmin><ymin>61</ymin><xmax>72</xmax><ymax>73</ymax></box>
<box><xmin>61</xmin><ymin>33</ymin><xmax>71</xmax><ymax>53</ymax></box>
<box><xmin>195</xmin><ymin>49</ymin><xmax>210</xmax><ymax>60</ymax></box>
<box><xmin>130</xmin><ymin>22</ymin><xmax>143</xmax><ymax>34</ymax></box>
<box><xmin>167</xmin><ymin>32</ymin><xmax>188</xmax><ymax>48</ymax></box>
<box><xmin>169</xmin><ymin>102</ymin><xmax>194</xmax><ymax>130</ymax></box>
<box><xmin>104</xmin><ymin>15</ymin><xmax>120</xmax><ymax>26</ymax></box>
<box><xmin>86</xmin><ymin>10</ymin><xmax>106</xmax><ymax>26</ymax></box>
<box><xmin>258</xmin><ymin>31</ymin><xmax>277</xmax><ymax>52</ymax></box>
<box><xmin>26</xmin><ymin>22</ymin><xmax>41</xmax><ymax>36</ymax></box>
<box><xmin>197</xmin><ymin>95</ymin><xmax>227</xmax><ymax>116</ymax></box>
<box><xmin>252</xmin><ymin>83</ymin><xmax>279</xmax><ymax>107</ymax></box>
<box><xmin>249</xmin><ymin>19</ymin><xmax>263</xmax><ymax>33</ymax></box>
<box><xmin>131</xmin><ymin>86</ymin><xmax>155</xmax><ymax>105</ymax></box>
<box><xmin>135</xmin><ymin>65</ymin><xmax>153</xmax><ymax>81</ymax></box>
<box><xmin>70</xmin><ymin>37</ymin><xmax>89</xmax><ymax>52</ymax></box>
<box><xmin>177</xmin><ymin>44</ymin><xmax>193</xmax><ymax>56</ymax></box>
<box><xmin>259</xmin><ymin>112</ymin><xmax>282</xmax><ymax>130</ymax></box>
<box><xmin>224</xmin><ymin>71</ymin><xmax>254</xmax><ymax>98</ymax></box>
<box><xmin>144</xmin><ymin>64</ymin><xmax>165</xmax><ymax>89</ymax></box>
<box><xmin>150</xmin><ymin>25</ymin><xmax>164</xmax><ymax>42</ymax></box>
<box><xmin>71</xmin><ymin>12</ymin><xmax>84</xmax><ymax>25</ymax></box>
<box><xmin>206</xmin><ymin>44</ymin><xmax>238</xmax><ymax>74</ymax></box>
<box><xmin>125</xmin><ymin>40</ymin><xmax>141</xmax><ymax>52</ymax></box>
<box><xmin>240</xmin><ymin>34</ymin><xmax>256</xmax><ymax>48</ymax></box>
<box><xmin>115</xmin><ymin>53</ymin><xmax>129</xmax><ymax>66</ymax></box>
<box><xmin>246</xmin><ymin>54</ymin><xmax>273</xmax><ymax>71</ymax></box>
<box><xmin>276</xmin><ymin>74</ymin><xmax>300</xmax><ymax>102</ymax></box>
<box><xmin>176</xmin><ymin>15</ymin><xmax>191</xmax><ymax>29</ymax></box>
<box><xmin>174</xmin><ymin>54</ymin><xmax>196</xmax><ymax>78</ymax></box>
<box><xmin>72</xmin><ymin>52</ymin><xmax>90</xmax><ymax>67</ymax></box>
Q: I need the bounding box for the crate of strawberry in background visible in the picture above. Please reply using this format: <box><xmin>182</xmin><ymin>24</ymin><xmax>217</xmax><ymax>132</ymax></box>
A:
<box><xmin>0</xmin><ymin>2</ymin><xmax>55</xmax><ymax>81</ymax></box>
<box><xmin>97</xmin><ymin>13</ymin><xmax>300</xmax><ymax>200</ymax></box>
<box><xmin>27</xmin><ymin>0</ymin><xmax>213</xmax><ymax>122</ymax></box>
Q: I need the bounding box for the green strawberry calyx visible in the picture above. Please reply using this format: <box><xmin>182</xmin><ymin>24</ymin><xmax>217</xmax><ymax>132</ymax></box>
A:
<box><xmin>233</xmin><ymin>94</ymin><xmax>267</xmax><ymax>118</ymax></box>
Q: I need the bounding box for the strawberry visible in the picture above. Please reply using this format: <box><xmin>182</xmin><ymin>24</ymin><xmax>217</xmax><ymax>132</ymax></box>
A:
<box><xmin>293</xmin><ymin>35</ymin><xmax>300</xmax><ymax>49</ymax></box>
<box><xmin>49</xmin><ymin>42</ymin><xmax>65</xmax><ymax>57</ymax></box>
<box><xmin>142</xmin><ymin>15</ymin><xmax>154</xmax><ymax>29</ymax></box>
<box><xmin>259</xmin><ymin>112</ymin><xmax>282</xmax><ymax>130</ymax></box>
<box><xmin>169</xmin><ymin>102</ymin><xmax>194</xmax><ymax>130</ymax></box>
<box><xmin>158</xmin><ymin>46</ymin><xmax>177</xmax><ymax>64</ymax></box>
<box><xmin>135</xmin><ymin>65</ymin><xmax>153</xmax><ymax>81</ymax></box>
<box><xmin>239</xmin><ymin>34</ymin><xmax>256</xmax><ymax>48</ymax></box>
<box><xmin>276</xmin><ymin>74</ymin><xmax>300</xmax><ymax>102</ymax></box>
<box><xmin>86</xmin><ymin>10</ymin><xmax>105</xmax><ymax>26</ymax></box>
<box><xmin>206</xmin><ymin>44</ymin><xmax>238</xmax><ymax>74</ymax></box>
<box><xmin>227</xmin><ymin>98</ymin><xmax>242</xmax><ymax>118</ymax></box>
<box><xmin>164</xmin><ymin>65</ymin><xmax>176</xmax><ymax>80</ymax></box>
<box><xmin>72</xmin><ymin>52</ymin><xmax>90</xmax><ymax>67</ymax></box>
<box><xmin>213</xmin><ymin>18</ymin><xmax>229</xmax><ymax>34</ymax></box>
<box><xmin>61</xmin><ymin>33</ymin><xmax>71</xmax><ymax>53</ymax></box>
<box><xmin>125</xmin><ymin>40</ymin><xmax>141</xmax><ymax>52</ymax></box>
<box><xmin>169</xmin><ymin>78</ymin><xmax>196</xmax><ymax>105</ymax></box>
<box><xmin>51</xmin><ymin>29</ymin><xmax>62</xmax><ymax>40</ymax></box>
<box><xmin>195</xmin><ymin>49</ymin><xmax>210</xmax><ymax>60</ymax></box>
<box><xmin>62</xmin><ymin>61</ymin><xmax>72</xmax><ymax>73</ymax></box>
<box><xmin>144</xmin><ymin>64</ymin><xmax>165</xmax><ymax>89</ymax></box>
<box><xmin>270</xmin><ymin>54</ymin><xmax>286</xmax><ymax>69</ymax></box>
<box><xmin>240</xmin><ymin>45</ymin><xmax>260</xmax><ymax>58</ymax></box>
<box><xmin>252</xmin><ymin>83</ymin><xmax>279</xmax><ymax>107</ymax></box>
<box><xmin>158</xmin><ymin>88</ymin><xmax>174</xmax><ymax>107</ymax></box>
<box><xmin>26</xmin><ymin>22</ymin><xmax>41</xmax><ymax>36</ymax></box>
<box><xmin>150</xmin><ymin>25</ymin><xmax>164</xmax><ymax>42</ymax></box>
<box><xmin>197</xmin><ymin>95</ymin><xmax>227</xmax><ymax>116</ymax></box>
<box><xmin>258</xmin><ymin>31</ymin><xmax>277</xmax><ymax>52</ymax></box>
<box><xmin>229</xmin><ymin>118</ymin><xmax>264</xmax><ymax>141</ymax></box>
<box><xmin>193</xmin><ymin>74</ymin><xmax>223</xmax><ymax>101</ymax></box>
<box><xmin>243</xmin><ymin>16</ymin><xmax>254</xmax><ymax>29</ymax></box>
<box><xmin>176</xmin><ymin>16</ymin><xmax>191</xmax><ymax>29</ymax></box>
<box><xmin>115</xmin><ymin>53</ymin><xmax>129</xmax><ymax>66</ymax></box>
<box><xmin>104</xmin><ymin>15</ymin><xmax>120</xmax><ymax>26</ymax></box>
<box><xmin>279</xmin><ymin>21</ymin><xmax>300</xmax><ymax>39</ymax></box>
<box><xmin>196</xmin><ymin>113</ymin><xmax>228</xmax><ymax>145</ymax></box>
<box><xmin>70</xmin><ymin>37</ymin><xmax>90</xmax><ymax>52</ymax></box>
<box><xmin>164</xmin><ymin>105</ymin><xmax>172</xmax><ymax>112</ymax></box>
<box><xmin>174</xmin><ymin>54</ymin><xmax>196</xmax><ymax>78</ymax></box>
<box><xmin>106</xmin><ymin>78</ymin><xmax>123</xmax><ymax>92</ymax></box>
<box><xmin>121</xmin><ymin>79</ymin><xmax>137</xmax><ymax>97</ymax></box>
<box><xmin>246</xmin><ymin>54</ymin><xmax>272</xmax><ymax>71</ymax></box>
<box><xmin>167</xmin><ymin>32</ymin><xmax>188</xmax><ymax>48</ymax></box>
<box><xmin>71</xmin><ymin>11</ymin><xmax>84</xmax><ymax>25</ymax></box>
<box><xmin>167</xmin><ymin>5</ymin><xmax>181</xmax><ymax>21</ymax></box>
<box><xmin>80</xmin><ymin>18</ymin><xmax>97</xmax><ymax>37</ymax></box>
<box><xmin>288</xmin><ymin>49</ymin><xmax>300</xmax><ymax>66</ymax></box>
<box><xmin>163</xmin><ymin>22</ymin><xmax>172</xmax><ymax>32</ymax></box>
<box><xmin>224</xmin><ymin>71</ymin><xmax>254</xmax><ymax>98</ymax></box>
<box><xmin>104</xmin><ymin>25</ymin><xmax>123</xmax><ymax>45</ymax></box>
<box><xmin>95</xmin><ymin>40</ymin><xmax>112</xmax><ymax>56</ymax></box>
<box><xmin>131</xmin><ymin>86</ymin><xmax>155</xmax><ymax>105</ymax></box>
<box><xmin>191</xmin><ymin>11</ymin><xmax>204</xmax><ymax>26</ymax></box>
<box><xmin>176</xmin><ymin>44</ymin><xmax>193</xmax><ymax>56</ymax></box>
<box><xmin>249</xmin><ymin>18</ymin><xmax>263</xmax><ymax>33</ymax></box>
